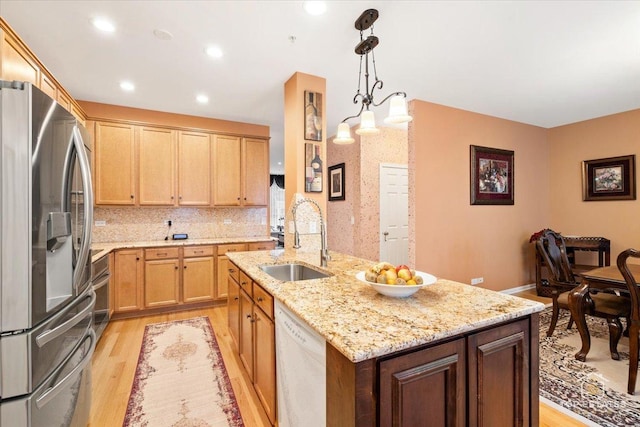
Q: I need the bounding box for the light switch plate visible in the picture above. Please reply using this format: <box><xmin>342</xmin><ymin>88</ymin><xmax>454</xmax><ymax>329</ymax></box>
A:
<box><xmin>223</xmin><ymin>219</ymin><xmax>232</xmax><ymax>225</ymax></box>
<box><xmin>95</xmin><ymin>220</ymin><xmax>106</xmax><ymax>227</ymax></box>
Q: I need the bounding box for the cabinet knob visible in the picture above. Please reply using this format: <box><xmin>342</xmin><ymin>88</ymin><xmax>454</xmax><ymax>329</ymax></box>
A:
<box><xmin>229</xmin><ymin>269</ymin><xmax>236</xmax><ymax>273</ymax></box>
<box><xmin>237</xmin><ymin>197</ymin><xmax>240</xmax><ymax>201</ymax></box>
<box><xmin>136</xmin><ymin>257</ymin><xmax>140</xmax><ymax>261</ymax></box>
<box><xmin>241</xmin><ymin>281</ymin><xmax>247</xmax><ymax>286</ymax></box>
<box><xmin>174</xmin><ymin>266</ymin><xmax>178</xmax><ymax>270</ymax></box>
<box><xmin>130</xmin><ymin>195</ymin><xmax>134</xmax><ymax>199</ymax></box>
<box><xmin>171</xmin><ymin>196</ymin><xmax>174</xmax><ymax>199</ymax></box>
<box><xmin>257</xmin><ymin>297</ymin><xmax>263</xmax><ymax>302</ymax></box>
<box><xmin>183</xmin><ymin>265</ymin><xmax>187</xmax><ymax>269</ymax></box>
<box><xmin>234</xmin><ymin>297</ymin><xmax>239</xmax><ymax>301</ymax></box>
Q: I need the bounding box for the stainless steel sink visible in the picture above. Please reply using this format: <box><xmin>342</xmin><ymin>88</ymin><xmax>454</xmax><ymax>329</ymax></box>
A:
<box><xmin>259</xmin><ymin>263</ymin><xmax>331</xmax><ymax>282</ymax></box>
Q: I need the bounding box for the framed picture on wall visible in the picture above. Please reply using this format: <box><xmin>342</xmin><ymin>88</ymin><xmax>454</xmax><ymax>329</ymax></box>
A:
<box><xmin>305</xmin><ymin>143</ymin><xmax>323</xmax><ymax>193</ymax></box>
<box><xmin>328</xmin><ymin>163</ymin><xmax>345</xmax><ymax>201</ymax></box>
<box><xmin>470</xmin><ymin>145</ymin><xmax>514</xmax><ymax>205</ymax></box>
<box><xmin>582</xmin><ymin>155</ymin><xmax>636</xmax><ymax>201</ymax></box>
<box><xmin>304</xmin><ymin>90</ymin><xmax>322</xmax><ymax>141</ymax></box>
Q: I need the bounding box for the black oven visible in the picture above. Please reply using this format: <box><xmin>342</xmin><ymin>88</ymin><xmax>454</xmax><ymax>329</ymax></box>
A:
<box><xmin>91</xmin><ymin>251</ymin><xmax>110</xmax><ymax>341</ymax></box>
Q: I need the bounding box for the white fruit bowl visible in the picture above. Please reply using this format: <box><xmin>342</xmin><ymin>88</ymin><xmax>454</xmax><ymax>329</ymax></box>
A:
<box><xmin>355</xmin><ymin>271</ymin><xmax>437</xmax><ymax>297</ymax></box>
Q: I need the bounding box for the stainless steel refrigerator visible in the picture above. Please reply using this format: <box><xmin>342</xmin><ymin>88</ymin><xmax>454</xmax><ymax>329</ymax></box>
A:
<box><xmin>0</xmin><ymin>81</ymin><xmax>95</xmax><ymax>426</ymax></box>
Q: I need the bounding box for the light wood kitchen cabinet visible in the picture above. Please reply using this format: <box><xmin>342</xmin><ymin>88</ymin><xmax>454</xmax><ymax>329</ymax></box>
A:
<box><xmin>178</xmin><ymin>131</ymin><xmax>211</xmax><ymax>206</ymax></box>
<box><xmin>239</xmin><ymin>278</ymin><xmax>254</xmax><ymax>378</ymax></box>
<box><xmin>1</xmin><ymin>20</ymin><xmax>87</xmax><ymax>122</ymax></box>
<box><xmin>212</xmin><ymin>135</ymin><xmax>242</xmax><ymax>206</ymax></box>
<box><xmin>231</xmin><ymin>266</ymin><xmax>277</xmax><ymax>425</ymax></box>
<box><xmin>113</xmin><ymin>249</ymin><xmax>144</xmax><ymax>313</ymax></box>
<box><xmin>247</xmin><ymin>241</ymin><xmax>276</xmax><ymax>251</ymax></box>
<box><xmin>253</xmin><ymin>298</ymin><xmax>276</xmax><ymax>424</ymax></box>
<box><xmin>94</xmin><ymin>121</ymin><xmax>136</xmax><ymax>205</ymax></box>
<box><xmin>227</xmin><ymin>264</ymin><xmax>241</xmax><ymax>352</ymax></box>
<box><xmin>0</xmin><ymin>28</ymin><xmax>39</xmax><ymax>86</ymax></box>
<box><xmin>213</xmin><ymin>136</ymin><xmax>269</xmax><ymax>206</ymax></box>
<box><xmin>39</xmin><ymin>72</ymin><xmax>57</xmax><ymax>99</ymax></box>
<box><xmin>242</xmin><ymin>138</ymin><xmax>269</xmax><ymax>206</ymax></box>
<box><xmin>139</xmin><ymin>126</ymin><xmax>176</xmax><ymax>206</ymax></box>
<box><xmin>215</xmin><ymin>243</ymin><xmax>248</xmax><ymax>300</ymax></box>
<box><xmin>144</xmin><ymin>247</ymin><xmax>180</xmax><ymax>308</ymax></box>
<box><xmin>182</xmin><ymin>245</ymin><xmax>215</xmax><ymax>303</ymax></box>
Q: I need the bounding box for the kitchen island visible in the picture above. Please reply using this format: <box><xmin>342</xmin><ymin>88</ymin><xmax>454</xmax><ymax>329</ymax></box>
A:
<box><xmin>227</xmin><ymin>249</ymin><xmax>545</xmax><ymax>426</ymax></box>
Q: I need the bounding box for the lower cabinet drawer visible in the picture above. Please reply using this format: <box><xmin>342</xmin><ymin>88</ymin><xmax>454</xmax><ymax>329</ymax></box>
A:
<box><xmin>184</xmin><ymin>245</ymin><xmax>214</xmax><ymax>257</ymax></box>
<box><xmin>145</xmin><ymin>247</ymin><xmax>180</xmax><ymax>260</ymax></box>
<box><xmin>218</xmin><ymin>243</ymin><xmax>248</xmax><ymax>255</ymax></box>
<box><xmin>253</xmin><ymin>283</ymin><xmax>274</xmax><ymax>319</ymax></box>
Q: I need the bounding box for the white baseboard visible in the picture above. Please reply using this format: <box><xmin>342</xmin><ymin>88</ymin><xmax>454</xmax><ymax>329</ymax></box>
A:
<box><xmin>501</xmin><ymin>283</ymin><xmax>536</xmax><ymax>295</ymax></box>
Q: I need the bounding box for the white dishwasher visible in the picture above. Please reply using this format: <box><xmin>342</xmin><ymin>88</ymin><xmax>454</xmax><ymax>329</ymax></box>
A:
<box><xmin>275</xmin><ymin>300</ymin><xmax>326</xmax><ymax>427</ymax></box>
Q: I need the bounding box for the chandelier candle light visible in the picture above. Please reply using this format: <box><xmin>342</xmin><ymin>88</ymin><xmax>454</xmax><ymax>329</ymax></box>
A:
<box><xmin>334</xmin><ymin>9</ymin><xmax>412</xmax><ymax>145</ymax></box>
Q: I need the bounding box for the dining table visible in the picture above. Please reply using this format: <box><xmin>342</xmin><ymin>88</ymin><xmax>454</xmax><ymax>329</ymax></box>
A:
<box><xmin>568</xmin><ymin>264</ymin><xmax>640</xmax><ymax>361</ymax></box>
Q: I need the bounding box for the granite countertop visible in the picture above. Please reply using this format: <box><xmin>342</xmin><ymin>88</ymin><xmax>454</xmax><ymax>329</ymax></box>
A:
<box><xmin>227</xmin><ymin>249</ymin><xmax>545</xmax><ymax>363</ymax></box>
<box><xmin>90</xmin><ymin>236</ymin><xmax>274</xmax><ymax>262</ymax></box>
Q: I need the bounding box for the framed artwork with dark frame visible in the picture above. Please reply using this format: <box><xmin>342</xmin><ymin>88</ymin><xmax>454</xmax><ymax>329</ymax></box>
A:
<box><xmin>328</xmin><ymin>163</ymin><xmax>345</xmax><ymax>201</ymax></box>
<box><xmin>582</xmin><ymin>155</ymin><xmax>636</xmax><ymax>201</ymax></box>
<box><xmin>470</xmin><ymin>145</ymin><xmax>514</xmax><ymax>205</ymax></box>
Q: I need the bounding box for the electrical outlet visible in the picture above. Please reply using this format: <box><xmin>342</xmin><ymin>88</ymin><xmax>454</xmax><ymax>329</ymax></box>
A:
<box><xmin>223</xmin><ymin>219</ymin><xmax>232</xmax><ymax>225</ymax></box>
<box><xmin>471</xmin><ymin>277</ymin><xmax>484</xmax><ymax>285</ymax></box>
<box><xmin>309</xmin><ymin>222</ymin><xmax>317</xmax><ymax>233</ymax></box>
<box><xmin>261</xmin><ymin>217</ymin><xmax>266</xmax><ymax>225</ymax></box>
<box><xmin>164</xmin><ymin>220</ymin><xmax>172</xmax><ymax>226</ymax></box>
<box><xmin>94</xmin><ymin>220</ymin><xmax>106</xmax><ymax>227</ymax></box>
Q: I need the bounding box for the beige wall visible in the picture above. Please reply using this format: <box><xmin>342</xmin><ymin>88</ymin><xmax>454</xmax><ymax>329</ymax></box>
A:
<box><xmin>410</xmin><ymin>101</ymin><xmax>550</xmax><ymax>291</ymax></box>
<box><xmin>327</xmin><ymin>127</ymin><xmax>408</xmax><ymax>260</ymax></box>
<box><xmin>548</xmin><ymin>109</ymin><xmax>640</xmax><ymax>262</ymax></box>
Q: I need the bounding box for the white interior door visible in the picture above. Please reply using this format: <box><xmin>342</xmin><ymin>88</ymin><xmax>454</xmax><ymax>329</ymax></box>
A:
<box><xmin>379</xmin><ymin>164</ymin><xmax>408</xmax><ymax>265</ymax></box>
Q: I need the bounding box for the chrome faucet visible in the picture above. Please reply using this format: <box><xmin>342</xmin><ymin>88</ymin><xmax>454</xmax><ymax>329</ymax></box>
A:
<box><xmin>292</xmin><ymin>198</ymin><xmax>331</xmax><ymax>267</ymax></box>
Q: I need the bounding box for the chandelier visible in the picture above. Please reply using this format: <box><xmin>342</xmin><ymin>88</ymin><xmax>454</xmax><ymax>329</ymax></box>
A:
<box><xmin>334</xmin><ymin>9</ymin><xmax>412</xmax><ymax>145</ymax></box>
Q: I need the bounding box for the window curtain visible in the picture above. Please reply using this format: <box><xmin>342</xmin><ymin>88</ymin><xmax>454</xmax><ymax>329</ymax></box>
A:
<box><xmin>269</xmin><ymin>175</ymin><xmax>285</xmax><ymax>229</ymax></box>
<box><xmin>270</xmin><ymin>174</ymin><xmax>285</xmax><ymax>189</ymax></box>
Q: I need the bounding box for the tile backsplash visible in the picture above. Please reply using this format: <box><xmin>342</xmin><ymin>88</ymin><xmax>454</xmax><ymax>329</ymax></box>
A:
<box><xmin>92</xmin><ymin>207</ymin><xmax>268</xmax><ymax>243</ymax></box>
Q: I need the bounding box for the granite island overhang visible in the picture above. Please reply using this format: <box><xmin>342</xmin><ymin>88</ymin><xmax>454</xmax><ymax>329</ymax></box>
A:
<box><xmin>227</xmin><ymin>249</ymin><xmax>544</xmax><ymax>362</ymax></box>
<box><xmin>227</xmin><ymin>249</ymin><xmax>545</xmax><ymax>426</ymax></box>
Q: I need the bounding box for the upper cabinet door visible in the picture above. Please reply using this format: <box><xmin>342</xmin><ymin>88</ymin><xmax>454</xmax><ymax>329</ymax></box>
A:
<box><xmin>0</xmin><ymin>31</ymin><xmax>39</xmax><ymax>86</ymax></box>
<box><xmin>139</xmin><ymin>126</ymin><xmax>176</xmax><ymax>206</ymax></box>
<box><xmin>94</xmin><ymin>122</ymin><xmax>136</xmax><ymax>205</ymax></box>
<box><xmin>213</xmin><ymin>135</ymin><xmax>242</xmax><ymax>206</ymax></box>
<box><xmin>242</xmin><ymin>138</ymin><xmax>269</xmax><ymax>206</ymax></box>
<box><xmin>178</xmin><ymin>131</ymin><xmax>211</xmax><ymax>206</ymax></box>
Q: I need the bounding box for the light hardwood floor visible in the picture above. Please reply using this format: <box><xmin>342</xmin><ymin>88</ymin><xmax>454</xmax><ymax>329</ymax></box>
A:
<box><xmin>90</xmin><ymin>301</ymin><xmax>584</xmax><ymax>426</ymax></box>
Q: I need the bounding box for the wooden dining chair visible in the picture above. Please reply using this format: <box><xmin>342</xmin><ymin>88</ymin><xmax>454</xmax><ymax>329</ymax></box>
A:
<box><xmin>537</xmin><ymin>230</ymin><xmax>629</xmax><ymax>360</ymax></box>
<box><xmin>617</xmin><ymin>248</ymin><xmax>640</xmax><ymax>395</ymax></box>
<box><xmin>536</xmin><ymin>230</ymin><xmax>577</xmax><ymax>336</ymax></box>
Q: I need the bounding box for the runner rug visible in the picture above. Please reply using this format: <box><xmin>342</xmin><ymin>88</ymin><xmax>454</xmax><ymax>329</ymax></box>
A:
<box><xmin>539</xmin><ymin>307</ymin><xmax>640</xmax><ymax>426</ymax></box>
<box><xmin>123</xmin><ymin>317</ymin><xmax>244</xmax><ymax>426</ymax></box>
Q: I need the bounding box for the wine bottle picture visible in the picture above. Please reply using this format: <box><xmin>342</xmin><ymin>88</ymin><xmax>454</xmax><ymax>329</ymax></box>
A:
<box><xmin>304</xmin><ymin>90</ymin><xmax>322</xmax><ymax>141</ymax></box>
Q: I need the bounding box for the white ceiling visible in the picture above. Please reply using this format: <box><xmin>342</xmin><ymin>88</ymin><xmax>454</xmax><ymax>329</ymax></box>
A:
<box><xmin>2</xmin><ymin>1</ymin><xmax>640</xmax><ymax>174</ymax></box>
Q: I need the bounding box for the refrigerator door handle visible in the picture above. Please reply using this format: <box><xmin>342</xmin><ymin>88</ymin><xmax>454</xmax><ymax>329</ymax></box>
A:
<box><xmin>35</xmin><ymin>329</ymin><xmax>96</xmax><ymax>409</ymax></box>
<box><xmin>71</xmin><ymin>125</ymin><xmax>93</xmax><ymax>289</ymax></box>
<box><xmin>35</xmin><ymin>289</ymin><xmax>95</xmax><ymax>347</ymax></box>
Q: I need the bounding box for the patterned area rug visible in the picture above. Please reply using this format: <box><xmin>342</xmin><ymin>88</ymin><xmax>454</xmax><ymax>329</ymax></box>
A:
<box><xmin>539</xmin><ymin>307</ymin><xmax>640</xmax><ymax>426</ymax></box>
<box><xmin>123</xmin><ymin>317</ymin><xmax>244</xmax><ymax>426</ymax></box>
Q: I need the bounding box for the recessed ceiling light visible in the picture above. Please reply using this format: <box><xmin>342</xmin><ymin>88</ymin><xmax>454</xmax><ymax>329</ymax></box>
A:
<box><xmin>205</xmin><ymin>46</ymin><xmax>223</xmax><ymax>59</ymax></box>
<box><xmin>153</xmin><ymin>29</ymin><xmax>173</xmax><ymax>40</ymax></box>
<box><xmin>196</xmin><ymin>94</ymin><xmax>209</xmax><ymax>104</ymax></box>
<box><xmin>120</xmin><ymin>81</ymin><xmax>135</xmax><ymax>92</ymax></box>
<box><xmin>90</xmin><ymin>17</ymin><xmax>116</xmax><ymax>33</ymax></box>
<box><xmin>303</xmin><ymin>1</ymin><xmax>327</xmax><ymax>16</ymax></box>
